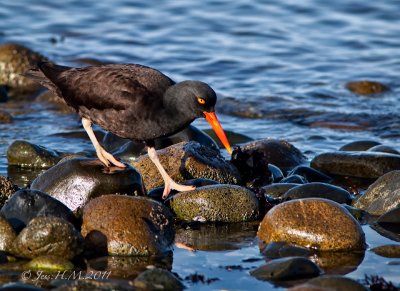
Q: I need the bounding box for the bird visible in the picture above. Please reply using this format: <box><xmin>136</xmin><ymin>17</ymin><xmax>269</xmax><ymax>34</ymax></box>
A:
<box><xmin>25</xmin><ymin>62</ymin><xmax>232</xmax><ymax>198</ymax></box>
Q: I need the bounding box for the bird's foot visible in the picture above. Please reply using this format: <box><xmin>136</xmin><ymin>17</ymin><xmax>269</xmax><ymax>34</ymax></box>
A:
<box><xmin>95</xmin><ymin>145</ymin><xmax>126</xmax><ymax>168</ymax></box>
<box><xmin>162</xmin><ymin>180</ymin><xmax>195</xmax><ymax>199</ymax></box>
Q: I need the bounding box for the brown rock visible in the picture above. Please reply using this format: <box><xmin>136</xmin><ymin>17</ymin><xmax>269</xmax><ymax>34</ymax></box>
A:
<box><xmin>0</xmin><ymin>110</ymin><xmax>12</xmax><ymax>124</ymax></box>
<box><xmin>0</xmin><ymin>217</ymin><xmax>16</xmax><ymax>252</ymax></box>
<box><xmin>131</xmin><ymin>141</ymin><xmax>240</xmax><ymax>190</ymax></box>
<box><xmin>82</xmin><ymin>195</ymin><xmax>174</xmax><ymax>256</ymax></box>
<box><xmin>257</xmin><ymin>198</ymin><xmax>365</xmax><ymax>251</ymax></box>
<box><xmin>346</xmin><ymin>80</ymin><xmax>389</xmax><ymax>95</ymax></box>
<box><xmin>0</xmin><ymin>176</ymin><xmax>18</xmax><ymax>207</ymax></box>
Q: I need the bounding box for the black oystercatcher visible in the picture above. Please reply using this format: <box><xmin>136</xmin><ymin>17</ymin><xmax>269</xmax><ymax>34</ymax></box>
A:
<box><xmin>26</xmin><ymin>62</ymin><xmax>232</xmax><ymax>198</ymax></box>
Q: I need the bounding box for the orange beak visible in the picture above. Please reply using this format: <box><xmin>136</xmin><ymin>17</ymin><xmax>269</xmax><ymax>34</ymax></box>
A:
<box><xmin>203</xmin><ymin>111</ymin><xmax>232</xmax><ymax>154</ymax></box>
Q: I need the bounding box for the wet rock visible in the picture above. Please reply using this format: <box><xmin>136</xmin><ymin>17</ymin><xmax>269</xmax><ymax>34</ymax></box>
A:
<box><xmin>53</xmin><ymin>280</ymin><xmax>135</xmax><ymax>291</ymax></box>
<box><xmin>81</xmin><ymin>195</ymin><xmax>174</xmax><ymax>256</ymax></box>
<box><xmin>339</xmin><ymin>140</ymin><xmax>381</xmax><ymax>151</ymax></box>
<box><xmin>346</xmin><ymin>80</ymin><xmax>389</xmax><ymax>95</ymax></box>
<box><xmin>283</xmin><ymin>183</ymin><xmax>353</xmax><ymax>204</ymax></box>
<box><xmin>26</xmin><ymin>255</ymin><xmax>74</xmax><ymax>271</ymax></box>
<box><xmin>133</xmin><ymin>268</ymin><xmax>185</xmax><ymax>291</ymax></box>
<box><xmin>311</xmin><ymin>151</ymin><xmax>400</xmax><ymax>179</ymax></box>
<box><xmin>0</xmin><ymin>86</ymin><xmax>8</xmax><ymax>102</ymax></box>
<box><xmin>1</xmin><ymin>189</ymin><xmax>77</xmax><ymax>232</ymax></box>
<box><xmin>262</xmin><ymin>183</ymin><xmax>300</xmax><ymax>199</ymax></box>
<box><xmin>0</xmin><ymin>283</ymin><xmax>45</xmax><ymax>291</ymax></box>
<box><xmin>0</xmin><ymin>43</ymin><xmax>48</xmax><ymax>96</ymax></box>
<box><xmin>250</xmin><ymin>256</ymin><xmax>321</xmax><ymax>281</ymax></box>
<box><xmin>203</xmin><ymin>128</ymin><xmax>253</xmax><ymax>148</ymax></box>
<box><xmin>368</xmin><ymin>145</ymin><xmax>400</xmax><ymax>155</ymax></box>
<box><xmin>354</xmin><ymin>170</ymin><xmax>400</xmax><ymax>216</ymax></box>
<box><xmin>288</xmin><ymin>166</ymin><xmax>332</xmax><ymax>183</ymax></box>
<box><xmin>12</xmin><ymin>217</ymin><xmax>82</xmax><ymax>259</ymax></box>
<box><xmin>0</xmin><ymin>176</ymin><xmax>18</xmax><ymax>207</ymax></box>
<box><xmin>372</xmin><ymin>207</ymin><xmax>400</xmax><ymax>242</ymax></box>
<box><xmin>31</xmin><ymin>158</ymin><xmax>145</xmax><ymax>212</ymax></box>
<box><xmin>370</xmin><ymin>244</ymin><xmax>400</xmax><ymax>258</ymax></box>
<box><xmin>35</xmin><ymin>90</ymin><xmax>71</xmax><ymax>113</ymax></box>
<box><xmin>175</xmin><ymin>222</ymin><xmax>258</xmax><ymax>251</ymax></box>
<box><xmin>105</xmin><ymin>125</ymin><xmax>219</xmax><ymax>163</ymax></box>
<box><xmin>261</xmin><ymin>242</ymin><xmax>312</xmax><ymax>259</ymax></box>
<box><xmin>257</xmin><ymin>198</ymin><xmax>365</xmax><ymax>251</ymax></box>
<box><xmin>280</xmin><ymin>174</ymin><xmax>308</xmax><ymax>184</ymax></box>
<box><xmin>268</xmin><ymin>164</ymin><xmax>284</xmax><ymax>182</ymax></box>
<box><xmin>170</xmin><ymin>184</ymin><xmax>259</xmax><ymax>222</ymax></box>
<box><xmin>291</xmin><ymin>275</ymin><xmax>368</xmax><ymax>291</ymax></box>
<box><xmin>0</xmin><ymin>110</ymin><xmax>12</xmax><ymax>123</ymax></box>
<box><xmin>233</xmin><ymin>139</ymin><xmax>307</xmax><ymax>177</ymax></box>
<box><xmin>0</xmin><ymin>217</ymin><xmax>16</xmax><ymax>252</ymax></box>
<box><xmin>342</xmin><ymin>205</ymin><xmax>366</xmax><ymax>221</ymax></box>
<box><xmin>148</xmin><ymin>178</ymin><xmax>219</xmax><ymax>201</ymax></box>
<box><xmin>131</xmin><ymin>141</ymin><xmax>240</xmax><ymax>190</ymax></box>
<box><xmin>7</xmin><ymin>140</ymin><xmax>64</xmax><ymax>168</ymax></box>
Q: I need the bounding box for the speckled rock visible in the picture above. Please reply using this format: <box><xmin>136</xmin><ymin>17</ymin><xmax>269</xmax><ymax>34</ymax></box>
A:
<box><xmin>250</xmin><ymin>256</ymin><xmax>321</xmax><ymax>281</ymax></box>
<box><xmin>170</xmin><ymin>184</ymin><xmax>259</xmax><ymax>222</ymax></box>
<box><xmin>7</xmin><ymin>140</ymin><xmax>64</xmax><ymax>168</ymax></box>
<box><xmin>81</xmin><ymin>195</ymin><xmax>174</xmax><ymax>256</ymax></box>
<box><xmin>262</xmin><ymin>183</ymin><xmax>300</xmax><ymax>199</ymax></box>
<box><xmin>31</xmin><ymin>158</ymin><xmax>145</xmax><ymax>212</ymax></box>
<box><xmin>1</xmin><ymin>189</ymin><xmax>77</xmax><ymax>232</ymax></box>
<box><xmin>290</xmin><ymin>275</ymin><xmax>368</xmax><ymax>291</ymax></box>
<box><xmin>339</xmin><ymin>140</ymin><xmax>381</xmax><ymax>151</ymax></box>
<box><xmin>354</xmin><ymin>170</ymin><xmax>400</xmax><ymax>216</ymax></box>
<box><xmin>283</xmin><ymin>182</ymin><xmax>353</xmax><ymax>204</ymax></box>
<box><xmin>258</xmin><ymin>198</ymin><xmax>365</xmax><ymax>251</ymax></box>
<box><xmin>0</xmin><ymin>110</ymin><xmax>12</xmax><ymax>124</ymax></box>
<box><xmin>12</xmin><ymin>217</ymin><xmax>82</xmax><ymax>259</ymax></box>
<box><xmin>368</xmin><ymin>145</ymin><xmax>400</xmax><ymax>155</ymax></box>
<box><xmin>311</xmin><ymin>151</ymin><xmax>400</xmax><ymax>178</ymax></box>
<box><xmin>239</xmin><ymin>139</ymin><xmax>307</xmax><ymax>172</ymax></box>
<box><xmin>0</xmin><ymin>176</ymin><xmax>18</xmax><ymax>207</ymax></box>
<box><xmin>133</xmin><ymin>268</ymin><xmax>185</xmax><ymax>291</ymax></box>
<box><xmin>26</xmin><ymin>255</ymin><xmax>74</xmax><ymax>271</ymax></box>
<box><xmin>371</xmin><ymin>244</ymin><xmax>400</xmax><ymax>258</ymax></box>
<box><xmin>0</xmin><ymin>217</ymin><xmax>16</xmax><ymax>252</ymax></box>
<box><xmin>0</xmin><ymin>43</ymin><xmax>47</xmax><ymax>96</ymax></box>
<box><xmin>346</xmin><ymin>80</ymin><xmax>389</xmax><ymax>95</ymax></box>
<box><xmin>131</xmin><ymin>141</ymin><xmax>240</xmax><ymax>190</ymax></box>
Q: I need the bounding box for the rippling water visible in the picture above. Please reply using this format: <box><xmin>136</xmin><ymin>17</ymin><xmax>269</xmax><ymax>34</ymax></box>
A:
<box><xmin>1</xmin><ymin>0</ymin><xmax>400</xmax><ymax>289</ymax></box>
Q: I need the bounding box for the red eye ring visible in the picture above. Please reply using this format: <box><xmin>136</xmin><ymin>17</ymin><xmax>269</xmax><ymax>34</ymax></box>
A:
<box><xmin>197</xmin><ymin>97</ymin><xmax>206</xmax><ymax>105</ymax></box>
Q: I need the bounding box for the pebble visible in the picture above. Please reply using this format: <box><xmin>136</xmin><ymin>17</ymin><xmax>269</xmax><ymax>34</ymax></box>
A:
<box><xmin>26</xmin><ymin>255</ymin><xmax>74</xmax><ymax>271</ymax></box>
<box><xmin>0</xmin><ymin>217</ymin><xmax>16</xmax><ymax>252</ymax></box>
<box><xmin>368</xmin><ymin>145</ymin><xmax>400</xmax><ymax>155</ymax></box>
<box><xmin>81</xmin><ymin>195</ymin><xmax>174</xmax><ymax>256</ymax></box>
<box><xmin>0</xmin><ymin>176</ymin><xmax>18</xmax><ymax>207</ymax></box>
<box><xmin>257</xmin><ymin>198</ymin><xmax>365</xmax><ymax>251</ymax></box>
<box><xmin>262</xmin><ymin>183</ymin><xmax>300</xmax><ymax>199</ymax></box>
<box><xmin>346</xmin><ymin>80</ymin><xmax>389</xmax><ymax>95</ymax></box>
<box><xmin>133</xmin><ymin>268</ymin><xmax>185</xmax><ymax>291</ymax></box>
<box><xmin>170</xmin><ymin>184</ymin><xmax>259</xmax><ymax>222</ymax></box>
<box><xmin>0</xmin><ymin>110</ymin><xmax>13</xmax><ymax>124</ymax></box>
<box><xmin>371</xmin><ymin>244</ymin><xmax>400</xmax><ymax>258</ymax></box>
<box><xmin>290</xmin><ymin>275</ymin><xmax>368</xmax><ymax>291</ymax></box>
<box><xmin>30</xmin><ymin>158</ymin><xmax>145</xmax><ymax>212</ymax></box>
<box><xmin>339</xmin><ymin>140</ymin><xmax>381</xmax><ymax>151</ymax></box>
<box><xmin>288</xmin><ymin>166</ymin><xmax>332</xmax><ymax>183</ymax></box>
<box><xmin>280</xmin><ymin>174</ymin><xmax>308</xmax><ymax>184</ymax></box>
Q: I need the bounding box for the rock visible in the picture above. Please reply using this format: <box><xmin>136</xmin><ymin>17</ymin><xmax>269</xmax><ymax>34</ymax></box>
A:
<box><xmin>133</xmin><ymin>268</ymin><xmax>185</xmax><ymax>291</ymax></box>
<box><xmin>12</xmin><ymin>217</ymin><xmax>82</xmax><ymax>259</ymax></box>
<box><xmin>26</xmin><ymin>255</ymin><xmax>74</xmax><ymax>271</ymax></box>
<box><xmin>239</xmin><ymin>139</ymin><xmax>307</xmax><ymax>172</ymax></box>
<box><xmin>131</xmin><ymin>141</ymin><xmax>240</xmax><ymax>190</ymax></box>
<box><xmin>346</xmin><ymin>80</ymin><xmax>389</xmax><ymax>95</ymax></box>
<box><xmin>288</xmin><ymin>166</ymin><xmax>332</xmax><ymax>183</ymax></box>
<box><xmin>311</xmin><ymin>251</ymin><xmax>364</xmax><ymax>274</ymax></box>
<box><xmin>268</xmin><ymin>164</ymin><xmax>284</xmax><ymax>182</ymax></box>
<box><xmin>261</xmin><ymin>242</ymin><xmax>311</xmax><ymax>259</ymax></box>
<box><xmin>52</xmin><ymin>280</ymin><xmax>134</xmax><ymax>291</ymax></box>
<box><xmin>0</xmin><ymin>283</ymin><xmax>45</xmax><ymax>290</ymax></box>
<box><xmin>339</xmin><ymin>140</ymin><xmax>381</xmax><ymax>151</ymax></box>
<box><xmin>371</xmin><ymin>245</ymin><xmax>400</xmax><ymax>258</ymax></box>
<box><xmin>35</xmin><ymin>90</ymin><xmax>71</xmax><ymax>113</ymax></box>
<box><xmin>0</xmin><ymin>110</ymin><xmax>12</xmax><ymax>123</ymax></box>
<box><xmin>0</xmin><ymin>176</ymin><xmax>18</xmax><ymax>207</ymax></box>
<box><xmin>372</xmin><ymin>207</ymin><xmax>400</xmax><ymax>242</ymax></box>
<box><xmin>283</xmin><ymin>182</ymin><xmax>353</xmax><ymax>204</ymax></box>
<box><xmin>81</xmin><ymin>195</ymin><xmax>174</xmax><ymax>256</ymax></box>
<box><xmin>0</xmin><ymin>86</ymin><xmax>8</xmax><ymax>102</ymax></box>
<box><xmin>1</xmin><ymin>189</ymin><xmax>77</xmax><ymax>232</ymax></box>
<box><xmin>250</xmin><ymin>257</ymin><xmax>321</xmax><ymax>281</ymax></box>
<box><xmin>30</xmin><ymin>158</ymin><xmax>145</xmax><ymax>212</ymax></box>
<box><xmin>311</xmin><ymin>151</ymin><xmax>400</xmax><ymax>178</ymax></box>
<box><xmin>262</xmin><ymin>183</ymin><xmax>300</xmax><ymax>199</ymax></box>
<box><xmin>7</xmin><ymin>140</ymin><xmax>64</xmax><ymax>168</ymax></box>
<box><xmin>291</xmin><ymin>275</ymin><xmax>368</xmax><ymax>291</ymax></box>
<box><xmin>368</xmin><ymin>145</ymin><xmax>400</xmax><ymax>155</ymax></box>
<box><xmin>0</xmin><ymin>217</ymin><xmax>16</xmax><ymax>252</ymax></box>
<box><xmin>203</xmin><ymin>128</ymin><xmax>253</xmax><ymax>148</ymax></box>
<box><xmin>280</xmin><ymin>174</ymin><xmax>308</xmax><ymax>184</ymax></box>
<box><xmin>354</xmin><ymin>170</ymin><xmax>400</xmax><ymax>216</ymax></box>
<box><xmin>170</xmin><ymin>184</ymin><xmax>259</xmax><ymax>222</ymax></box>
<box><xmin>0</xmin><ymin>43</ymin><xmax>48</xmax><ymax>96</ymax></box>
<box><xmin>257</xmin><ymin>198</ymin><xmax>365</xmax><ymax>251</ymax></box>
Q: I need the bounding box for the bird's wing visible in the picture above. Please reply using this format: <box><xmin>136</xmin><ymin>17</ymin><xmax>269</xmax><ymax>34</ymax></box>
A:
<box><xmin>38</xmin><ymin>63</ymin><xmax>174</xmax><ymax>112</ymax></box>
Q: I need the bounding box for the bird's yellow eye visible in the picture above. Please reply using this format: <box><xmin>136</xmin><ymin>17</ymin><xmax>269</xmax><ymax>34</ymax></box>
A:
<box><xmin>197</xmin><ymin>97</ymin><xmax>206</xmax><ymax>105</ymax></box>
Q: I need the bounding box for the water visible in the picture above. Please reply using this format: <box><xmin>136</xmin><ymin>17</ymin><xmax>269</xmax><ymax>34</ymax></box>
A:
<box><xmin>1</xmin><ymin>0</ymin><xmax>400</xmax><ymax>289</ymax></box>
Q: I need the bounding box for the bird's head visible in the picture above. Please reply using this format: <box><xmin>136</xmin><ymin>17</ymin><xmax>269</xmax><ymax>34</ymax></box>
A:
<box><xmin>165</xmin><ymin>80</ymin><xmax>232</xmax><ymax>154</ymax></box>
